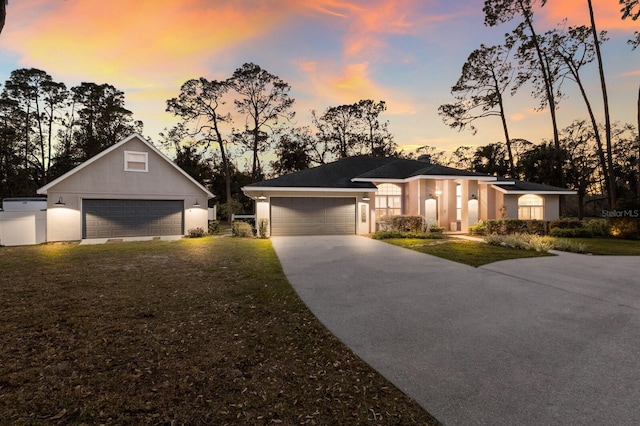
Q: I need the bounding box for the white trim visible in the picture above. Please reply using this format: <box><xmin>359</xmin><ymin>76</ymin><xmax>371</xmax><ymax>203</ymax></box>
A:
<box><xmin>124</xmin><ymin>150</ymin><xmax>148</xmax><ymax>172</ymax></box>
<box><xmin>352</xmin><ymin>175</ymin><xmax>498</xmax><ymax>183</ymax></box>
<box><xmin>37</xmin><ymin>133</ymin><xmax>214</xmax><ymax>198</ymax></box>
<box><xmin>242</xmin><ymin>186</ymin><xmax>376</xmax><ymax>193</ymax></box>
<box><xmin>480</xmin><ymin>180</ymin><xmax>514</xmax><ymax>185</ymax></box>
<box><xmin>491</xmin><ymin>185</ymin><xmax>576</xmax><ymax>195</ymax></box>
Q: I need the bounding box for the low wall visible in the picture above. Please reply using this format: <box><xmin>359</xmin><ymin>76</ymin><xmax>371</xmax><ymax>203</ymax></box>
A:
<box><xmin>0</xmin><ymin>210</ymin><xmax>47</xmax><ymax>246</ymax></box>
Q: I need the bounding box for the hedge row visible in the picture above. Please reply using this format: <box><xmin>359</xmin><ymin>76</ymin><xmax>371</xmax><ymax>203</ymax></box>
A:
<box><xmin>471</xmin><ymin>218</ymin><xmax>639</xmax><ymax>239</ymax></box>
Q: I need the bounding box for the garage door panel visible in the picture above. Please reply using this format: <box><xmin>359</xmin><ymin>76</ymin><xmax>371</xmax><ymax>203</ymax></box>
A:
<box><xmin>83</xmin><ymin>199</ymin><xmax>184</xmax><ymax>239</ymax></box>
<box><xmin>271</xmin><ymin>197</ymin><xmax>355</xmax><ymax>236</ymax></box>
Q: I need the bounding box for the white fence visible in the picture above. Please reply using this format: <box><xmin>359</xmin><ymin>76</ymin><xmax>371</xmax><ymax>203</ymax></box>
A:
<box><xmin>0</xmin><ymin>211</ymin><xmax>47</xmax><ymax>246</ymax></box>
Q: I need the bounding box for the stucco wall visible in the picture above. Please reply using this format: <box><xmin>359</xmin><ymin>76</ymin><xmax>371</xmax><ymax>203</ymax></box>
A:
<box><xmin>0</xmin><ymin>211</ymin><xmax>46</xmax><ymax>246</ymax></box>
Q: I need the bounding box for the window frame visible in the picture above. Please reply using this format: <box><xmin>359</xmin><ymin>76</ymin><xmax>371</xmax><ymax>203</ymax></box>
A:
<box><xmin>518</xmin><ymin>194</ymin><xmax>544</xmax><ymax>220</ymax></box>
<box><xmin>375</xmin><ymin>183</ymin><xmax>402</xmax><ymax>218</ymax></box>
<box><xmin>124</xmin><ymin>150</ymin><xmax>149</xmax><ymax>172</ymax></box>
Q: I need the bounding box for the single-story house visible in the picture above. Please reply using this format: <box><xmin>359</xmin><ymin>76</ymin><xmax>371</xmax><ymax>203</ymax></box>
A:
<box><xmin>241</xmin><ymin>155</ymin><xmax>576</xmax><ymax>236</ymax></box>
<box><xmin>37</xmin><ymin>133</ymin><xmax>213</xmax><ymax>242</ymax></box>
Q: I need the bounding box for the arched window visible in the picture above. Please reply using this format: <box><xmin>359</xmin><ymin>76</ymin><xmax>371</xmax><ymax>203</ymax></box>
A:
<box><xmin>375</xmin><ymin>183</ymin><xmax>402</xmax><ymax>218</ymax></box>
<box><xmin>518</xmin><ymin>194</ymin><xmax>544</xmax><ymax>220</ymax></box>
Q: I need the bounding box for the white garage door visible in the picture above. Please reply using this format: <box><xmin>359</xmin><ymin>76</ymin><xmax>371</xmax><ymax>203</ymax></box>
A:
<box><xmin>83</xmin><ymin>199</ymin><xmax>183</xmax><ymax>239</ymax></box>
<box><xmin>270</xmin><ymin>197</ymin><xmax>356</xmax><ymax>236</ymax></box>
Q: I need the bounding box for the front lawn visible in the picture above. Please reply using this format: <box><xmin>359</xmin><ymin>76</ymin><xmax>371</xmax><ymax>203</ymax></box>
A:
<box><xmin>0</xmin><ymin>237</ymin><xmax>438</xmax><ymax>425</ymax></box>
<box><xmin>383</xmin><ymin>238</ymin><xmax>551</xmax><ymax>267</ymax></box>
<box><xmin>569</xmin><ymin>237</ymin><xmax>640</xmax><ymax>255</ymax></box>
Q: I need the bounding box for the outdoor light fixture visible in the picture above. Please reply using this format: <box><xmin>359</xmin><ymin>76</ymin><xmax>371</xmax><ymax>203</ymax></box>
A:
<box><xmin>193</xmin><ymin>199</ymin><xmax>201</xmax><ymax>207</ymax></box>
<box><xmin>435</xmin><ymin>189</ymin><xmax>442</xmax><ymax>196</ymax></box>
<box><xmin>257</xmin><ymin>194</ymin><xmax>267</xmax><ymax>201</ymax></box>
<box><xmin>54</xmin><ymin>196</ymin><xmax>65</xmax><ymax>206</ymax></box>
<box><xmin>362</xmin><ymin>196</ymin><xmax>370</xmax><ymax>201</ymax></box>
<box><xmin>470</xmin><ymin>194</ymin><xmax>477</xmax><ymax>200</ymax></box>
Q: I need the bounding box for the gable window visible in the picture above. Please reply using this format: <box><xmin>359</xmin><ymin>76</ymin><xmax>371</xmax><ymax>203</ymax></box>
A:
<box><xmin>375</xmin><ymin>183</ymin><xmax>402</xmax><ymax>218</ymax></box>
<box><xmin>124</xmin><ymin>150</ymin><xmax>148</xmax><ymax>172</ymax></box>
<box><xmin>518</xmin><ymin>194</ymin><xmax>544</xmax><ymax>220</ymax></box>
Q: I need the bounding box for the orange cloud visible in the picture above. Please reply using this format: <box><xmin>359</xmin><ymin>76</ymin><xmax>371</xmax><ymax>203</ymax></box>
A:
<box><xmin>541</xmin><ymin>0</ymin><xmax>639</xmax><ymax>32</ymax></box>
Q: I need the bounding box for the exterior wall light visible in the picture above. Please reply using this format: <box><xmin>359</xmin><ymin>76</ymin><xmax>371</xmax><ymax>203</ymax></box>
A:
<box><xmin>362</xmin><ymin>196</ymin><xmax>370</xmax><ymax>201</ymax></box>
<box><xmin>54</xmin><ymin>197</ymin><xmax>65</xmax><ymax>206</ymax></box>
<box><xmin>435</xmin><ymin>189</ymin><xmax>442</xmax><ymax>196</ymax></box>
<box><xmin>193</xmin><ymin>199</ymin><xmax>201</xmax><ymax>207</ymax></box>
<box><xmin>257</xmin><ymin>195</ymin><xmax>267</xmax><ymax>201</ymax></box>
<box><xmin>470</xmin><ymin>194</ymin><xmax>477</xmax><ymax>200</ymax></box>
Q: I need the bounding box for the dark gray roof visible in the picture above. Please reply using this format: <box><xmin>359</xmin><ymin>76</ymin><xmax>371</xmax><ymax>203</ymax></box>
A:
<box><xmin>247</xmin><ymin>156</ymin><xmax>397</xmax><ymax>188</ymax></box>
<box><xmin>493</xmin><ymin>179</ymin><xmax>574</xmax><ymax>192</ymax></box>
<box><xmin>355</xmin><ymin>159</ymin><xmax>492</xmax><ymax>180</ymax></box>
<box><xmin>246</xmin><ymin>156</ymin><xmax>573</xmax><ymax>194</ymax></box>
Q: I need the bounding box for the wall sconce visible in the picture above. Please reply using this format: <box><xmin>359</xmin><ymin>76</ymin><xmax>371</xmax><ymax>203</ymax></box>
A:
<box><xmin>257</xmin><ymin>195</ymin><xmax>267</xmax><ymax>201</ymax></box>
<box><xmin>435</xmin><ymin>189</ymin><xmax>442</xmax><ymax>196</ymax></box>
<box><xmin>469</xmin><ymin>194</ymin><xmax>477</xmax><ymax>200</ymax></box>
<box><xmin>54</xmin><ymin>196</ymin><xmax>65</xmax><ymax>206</ymax></box>
<box><xmin>362</xmin><ymin>196</ymin><xmax>370</xmax><ymax>201</ymax></box>
<box><xmin>193</xmin><ymin>199</ymin><xmax>201</xmax><ymax>207</ymax></box>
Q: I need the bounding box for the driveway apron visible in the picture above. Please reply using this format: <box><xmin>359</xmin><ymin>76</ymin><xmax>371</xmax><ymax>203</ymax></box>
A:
<box><xmin>271</xmin><ymin>235</ymin><xmax>640</xmax><ymax>426</ymax></box>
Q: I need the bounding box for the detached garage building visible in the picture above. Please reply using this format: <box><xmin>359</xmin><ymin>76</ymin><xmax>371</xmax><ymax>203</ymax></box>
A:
<box><xmin>37</xmin><ymin>133</ymin><xmax>213</xmax><ymax>242</ymax></box>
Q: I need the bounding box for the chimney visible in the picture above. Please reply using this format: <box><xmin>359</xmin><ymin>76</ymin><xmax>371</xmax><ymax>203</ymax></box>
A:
<box><xmin>417</xmin><ymin>154</ymin><xmax>431</xmax><ymax>164</ymax></box>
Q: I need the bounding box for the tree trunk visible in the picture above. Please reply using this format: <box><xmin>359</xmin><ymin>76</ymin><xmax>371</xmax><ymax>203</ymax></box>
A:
<box><xmin>495</xmin><ymin>77</ymin><xmax>515</xmax><ymax>177</ymax></box>
<box><xmin>588</xmin><ymin>0</ymin><xmax>616</xmax><ymax>208</ymax></box>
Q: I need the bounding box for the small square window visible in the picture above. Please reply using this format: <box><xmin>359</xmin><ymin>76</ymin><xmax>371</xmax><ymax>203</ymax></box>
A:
<box><xmin>124</xmin><ymin>151</ymin><xmax>148</xmax><ymax>172</ymax></box>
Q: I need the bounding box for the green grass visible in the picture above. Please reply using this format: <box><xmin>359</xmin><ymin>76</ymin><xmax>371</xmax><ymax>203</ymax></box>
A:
<box><xmin>0</xmin><ymin>237</ymin><xmax>438</xmax><ymax>425</ymax></box>
<box><xmin>383</xmin><ymin>238</ymin><xmax>552</xmax><ymax>267</ymax></box>
<box><xmin>569</xmin><ymin>237</ymin><xmax>640</xmax><ymax>255</ymax></box>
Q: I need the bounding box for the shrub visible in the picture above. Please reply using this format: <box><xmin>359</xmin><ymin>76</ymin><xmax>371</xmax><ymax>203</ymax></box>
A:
<box><xmin>548</xmin><ymin>218</ymin><xmax>583</xmax><ymax>229</ymax></box>
<box><xmin>527</xmin><ymin>235</ymin><xmax>555</xmax><ymax>252</ymax></box>
<box><xmin>232</xmin><ymin>221</ymin><xmax>254</xmax><ymax>238</ymax></box>
<box><xmin>208</xmin><ymin>220</ymin><xmax>220</xmax><ymax>234</ymax></box>
<box><xmin>549</xmin><ymin>227</ymin><xmax>593</xmax><ymax>238</ymax></box>
<box><xmin>551</xmin><ymin>238</ymin><xmax>587</xmax><ymax>253</ymax></box>
<box><xmin>187</xmin><ymin>227</ymin><xmax>205</xmax><ymax>238</ymax></box>
<box><xmin>583</xmin><ymin>218</ymin><xmax>609</xmax><ymax>236</ymax></box>
<box><xmin>469</xmin><ymin>220</ymin><xmax>487</xmax><ymax>236</ymax></box>
<box><xmin>485</xmin><ymin>219</ymin><xmax>547</xmax><ymax>235</ymax></box>
<box><xmin>372</xmin><ymin>230</ymin><xmax>445</xmax><ymax>240</ymax></box>
<box><xmin>257</xmin><ymin>218</ymin><xmax>269</xmax><ymax>239</ymax></box>
<box><xmin>378</xmin><ymin>215</ymin><xmax>426</xmax><ymax>232</ymax></box>
<box><xmin>429</xmin><ymin>223</ymin><xmax>445</xmax><ymax>233</ymax></box>
<box><xmin>608</xmin><ymin>217</ymin><xmax>640</xmax><ymax>239</ymax></box>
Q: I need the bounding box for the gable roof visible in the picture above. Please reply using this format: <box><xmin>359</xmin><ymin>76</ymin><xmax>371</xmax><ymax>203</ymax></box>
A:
<box><xmin>243</xmin><ymin>155</ymin><xmax>576</xmax><ymax>195</ymax></box>
<box><xmin>37</xmin><ymin>133</ymin><xmax>214</xmax><ymax>197</ymax></box>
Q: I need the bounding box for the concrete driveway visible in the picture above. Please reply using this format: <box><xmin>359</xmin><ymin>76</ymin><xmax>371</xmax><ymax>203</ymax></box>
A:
<box><xmin>271</xmin><ymin>235</ymin><xmax>640</xmax><ymax>426</ymax></box>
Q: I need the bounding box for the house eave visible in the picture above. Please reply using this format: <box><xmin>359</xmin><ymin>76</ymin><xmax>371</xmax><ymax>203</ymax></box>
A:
<box><xmin>352</xmin><ymin>175</ymin><xmax>498</xmax><ymax>183</ymax></box>
<box><xmin>491</xmin><ymin>185</ymin><xmax>576</xmax><ymax>195</ymax></box>
<box><xmin>242</xmin><ymin>186</ymin><xmax>376</xmax><ymax>194</ymax></box>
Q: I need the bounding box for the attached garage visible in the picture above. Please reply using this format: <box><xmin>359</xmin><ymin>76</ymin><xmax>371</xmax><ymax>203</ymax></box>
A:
<box><xmin>83</xmin><ymin>199</ymin><xmax>183</xmax><ymax>239</ymax></box>
<box><xmin>270</xmin><ymin>197</ymin><xmax>356</xmax><ymax>236</ymax></box>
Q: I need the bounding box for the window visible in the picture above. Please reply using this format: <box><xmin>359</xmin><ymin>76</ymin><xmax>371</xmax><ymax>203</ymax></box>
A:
<box><xmin>518</xmin><ymin>194</ymin><xmax>544</xmax><ymax>220</ymax></box>
<box><xmin>124</xmin><ymin>151</ymin><xmax>148</xmax><ymax>172</ymax></box>
<box><xmin>456</xmin><ymin>184</ymin><xmax>462</xmax><ymax>221</ymax></box>
<box><xmin>375</xmin><ymin>183</ymin><xmax>402</xmax><ymax>218</ymax></box>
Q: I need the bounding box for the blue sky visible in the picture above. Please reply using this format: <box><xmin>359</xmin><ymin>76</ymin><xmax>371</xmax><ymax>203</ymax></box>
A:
<box><xmin>0</xmin><ymin>0</ymin><xmax>638</xmax><ymax>155</ymax></box>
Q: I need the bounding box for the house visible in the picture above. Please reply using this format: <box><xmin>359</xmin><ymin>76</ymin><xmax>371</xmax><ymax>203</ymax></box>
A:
<box><xmin>37</xmin><ymin>133</ymin><xmax>214</xmax><ymax>242</ymax></box>
<box><xmin>241</xmin><ymin>155</ymin><xmax>575</xmax><ymax>236</ymax></box>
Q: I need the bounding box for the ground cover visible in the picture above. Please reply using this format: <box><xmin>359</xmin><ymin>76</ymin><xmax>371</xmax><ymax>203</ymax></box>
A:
<box><xmin>569</xmin><ymin>237</ymin><xmax>640</xmax><ymax>255</ymax></box>
<box><xmin>0</xmin><ymin>237</ymin><xmax>438</xmax><ymax>425</ymax></box>
<box><xmin>382</xmin><ymin>238</ymin><xmax>551</xmax><ymax>267</ymax></box>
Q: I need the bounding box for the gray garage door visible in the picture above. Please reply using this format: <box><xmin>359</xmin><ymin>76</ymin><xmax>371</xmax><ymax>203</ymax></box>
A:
<box><xmin>270</xmin><ymin>197</ymin><xmax>356</xmax><ymax>236</ymax></box>
<box><xmin>83</xmin><ymin>199</ymin><xmax>183</xmax><ymax>239</ymax></box>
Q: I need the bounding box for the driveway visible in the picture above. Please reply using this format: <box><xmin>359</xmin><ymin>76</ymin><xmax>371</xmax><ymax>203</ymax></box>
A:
<box><xmin>271</xmin><ymin>236</ymin><xmax>640</xmax><ymax>426</ymax></box>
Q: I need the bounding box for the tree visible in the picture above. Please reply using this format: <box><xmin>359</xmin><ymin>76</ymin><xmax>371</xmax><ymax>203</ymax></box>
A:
<box><xmin>484</xmin><ymin>0</ymin><xmax>563</xmax><ymax>184</ymax></box>
<box><xmin>357</xmin><ymin>100</ymin><xmax>397</xmax><ymax>156</ymax></box>
<box><xmin>313</xmin><ymin>103</ymin><xmax>362</xmax><ymax>159</ymax></box>
<box><xmin>621</xmin><ymin>0</ymin><xmax>640</xmax><ymax>48</ymax></box>
<box><xmin>230</xmin><ymin>63</ymin><xmax>295</xmax><ymax>180</ymax></box>
<box><xmin>0</xmin><ymin>1</ymin><xmax>6</xmax><ymax>36</ymax></box>
<box><xmin>547</xmin><ymin>24</ymin><xmax>614</xmax><ymax>208</ymax></box>
<box><xmin>519</xmin><ymin>141</ymin><xmax>567</xmax><ymax>187</ymax></box>
<box><xmin>166</xmin><ymin>77</ymin><xmax>233</xmax><ymax>210</ymax></box>
<box><xmin>439</xmin><ymin>44</ymin><xmax>517</xmax><ymax>175</ymax></box>
<box><xmin>69</xmin><ymin>82</ymin><xmax>141</xmax><ymax>164</ymax></box>
<box><xmin>270</xmin><ymin>127</ymin><xmax>314</xmax><ymax>176</ymax></box>
<box><xmin>471</xmin><ymin>143</ymin><xmax>511</xmax><ymax>176</ymax></box>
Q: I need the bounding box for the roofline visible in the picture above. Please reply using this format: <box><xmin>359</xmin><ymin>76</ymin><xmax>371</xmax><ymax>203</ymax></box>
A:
<box><xmin>37</xmin><ymin>133</ymin><xmax>214</xmax><ymax>198</ymax></box>
<box><xmin>242</xmin><ymin>186</ymin><xmax>376</xmax><ymax>193</ymax></box>
<box><xmin>352</xmin><ymin>175</ymin><xmax>498</xmax><ymax>183</ymax></box>
<box><xmin>491</xmin><ymin>185</ymin><xmax>576</xmax><ymax>195</ymax></box>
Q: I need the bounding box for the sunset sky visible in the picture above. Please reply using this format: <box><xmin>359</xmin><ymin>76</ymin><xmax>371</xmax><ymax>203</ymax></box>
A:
<box><xmin>0</xmin><ymin>0</ymin><xmax>638</xmax><ymax>156</ymax></box>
